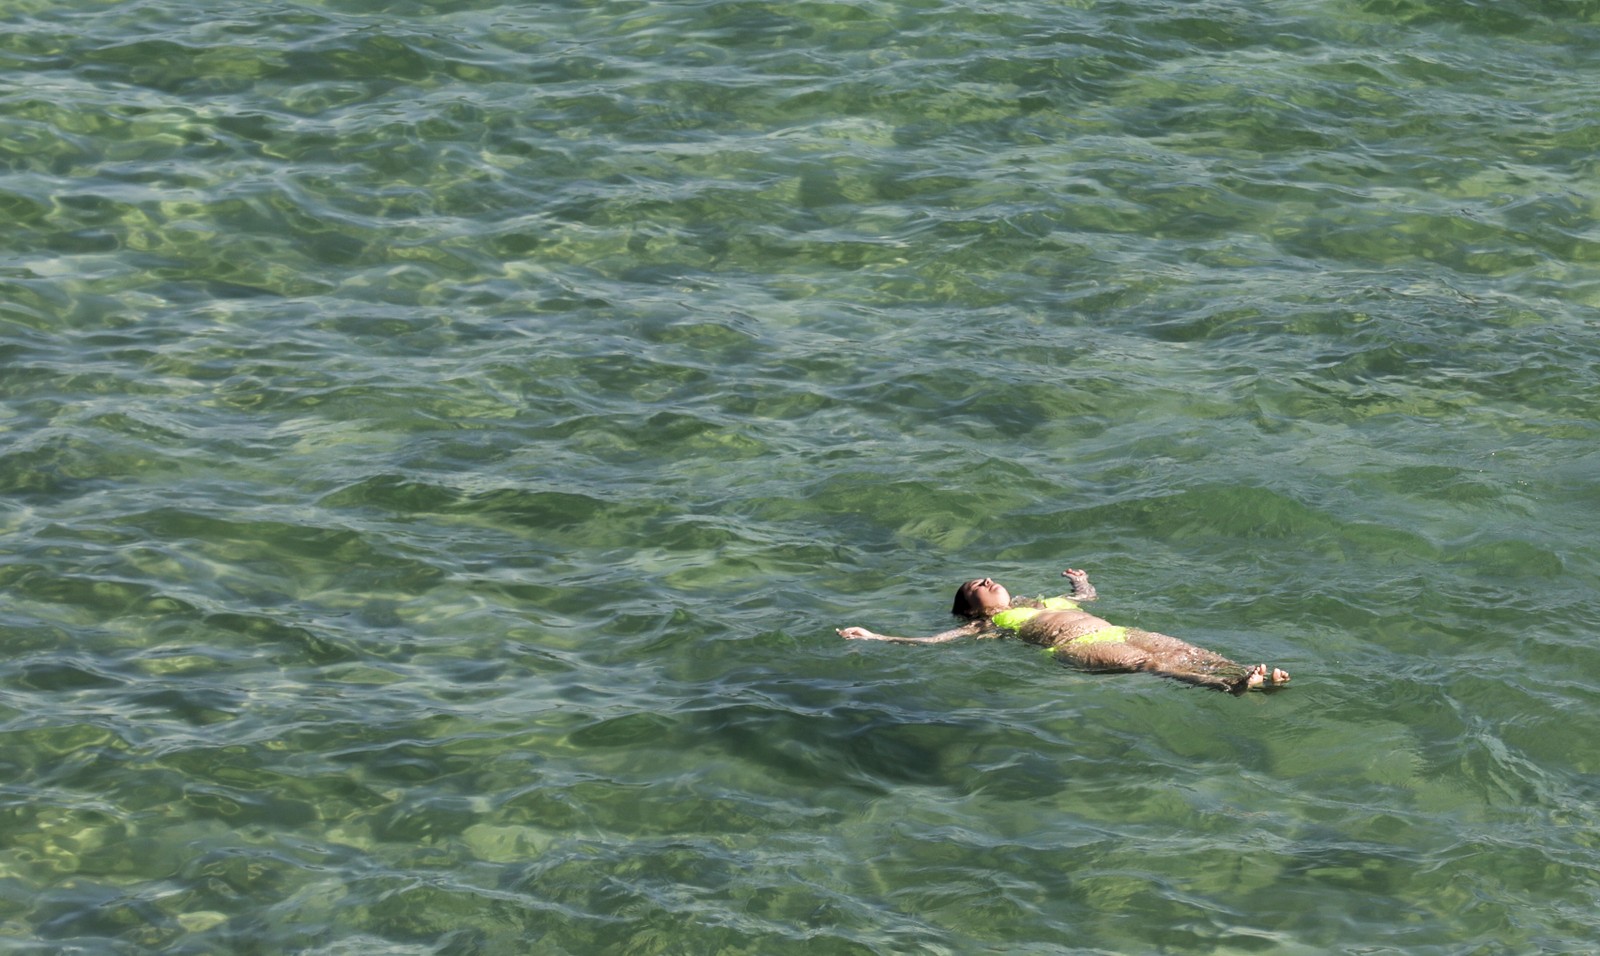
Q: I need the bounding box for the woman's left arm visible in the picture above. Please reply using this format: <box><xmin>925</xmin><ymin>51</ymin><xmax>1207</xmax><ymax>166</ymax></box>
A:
<box><xmin>837</xmin><ymin>621</ymin><xmax>987</xmax><ymax>644</ymax></box>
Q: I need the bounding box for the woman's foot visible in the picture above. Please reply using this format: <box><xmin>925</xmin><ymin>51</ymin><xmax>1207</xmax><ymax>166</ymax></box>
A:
<box><xmin>1234</xmin><ymin>664</ymin><xmax>1291</xmax><ymax>694</ymax></box>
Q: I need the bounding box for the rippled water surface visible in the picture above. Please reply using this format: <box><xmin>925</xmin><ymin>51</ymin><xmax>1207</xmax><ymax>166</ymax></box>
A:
<box><xmin>4</xmin><ymin>0</ymin><xmax>1600</xmax><ymax>952</ymax></box>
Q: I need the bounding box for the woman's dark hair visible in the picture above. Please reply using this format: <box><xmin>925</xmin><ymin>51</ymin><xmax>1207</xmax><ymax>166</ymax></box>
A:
<box><xmin>951</xmin><ymin>580</ymin><xmax>986</xmax><ymax>618</ymax></box>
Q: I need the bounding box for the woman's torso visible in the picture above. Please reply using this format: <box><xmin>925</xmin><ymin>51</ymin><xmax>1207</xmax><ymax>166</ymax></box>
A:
<box><xmin>992</xmin><ymin>601</ymin><xmax>1117</xmax><ymax>648</ymax></box>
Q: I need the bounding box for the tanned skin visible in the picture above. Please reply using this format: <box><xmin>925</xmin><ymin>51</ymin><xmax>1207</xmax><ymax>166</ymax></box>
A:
<box><xmin>838</xmin><ymin>568</ymin><xmax>1289</xmax><ymax>695</ymax></box>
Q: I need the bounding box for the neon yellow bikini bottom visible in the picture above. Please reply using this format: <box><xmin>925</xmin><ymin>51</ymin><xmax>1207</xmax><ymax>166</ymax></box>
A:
<box><xmin>1035</xmin><ymin>626</ymin><xmax>1130</xmax><ymax>654</ymax></box>
<box><xmin>1057</xmin><ymin>625</ymin><xmax>1128</xmax><ymax>647</ymax></box>
<box><xmin>989</xmin><ymin>602</ymin><xmax>1128</xmax><ymax>650</ymax></box>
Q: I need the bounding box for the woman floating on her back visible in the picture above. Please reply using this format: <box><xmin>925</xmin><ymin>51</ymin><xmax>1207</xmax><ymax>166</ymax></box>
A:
<box><xmin>838</xmin><ymin>568</ymin><xmax>1289</xmax><ymax>695</ymax></box>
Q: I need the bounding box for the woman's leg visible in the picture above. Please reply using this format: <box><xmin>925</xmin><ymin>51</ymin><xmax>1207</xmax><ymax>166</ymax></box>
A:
<box><xmin>1122</xmin><ymin>629</ymin><xmax>1249</xmax><ymax>693</ymax></box>
<box><xmin>1123</xmin><ymin>629</ymin><xmax>1238</xmax><ymax>668</ymax></box>
<box><xmin>1054</xmin><ymin>631</ymin><xmax>1289</xmax><ymax>694</ymax></box>
<box><xmin>1052</xmin><ymin>640</ymin><xmax>1152</xmax><ymax>673</ymax></box>
<box><xmin>1124</xmin><ymin>629</ymin><xmax>1286</xmax><ymax>693</ymax></box>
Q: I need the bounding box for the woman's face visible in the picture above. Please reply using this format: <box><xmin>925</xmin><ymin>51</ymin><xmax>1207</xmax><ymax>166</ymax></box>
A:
<box><xmin>954</xmin><ymin>578</ymin><xmax>1010</xmax><ymax>617</ymax></box>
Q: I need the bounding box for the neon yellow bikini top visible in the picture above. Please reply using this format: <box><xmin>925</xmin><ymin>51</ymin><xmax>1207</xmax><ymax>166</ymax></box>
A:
<box><xmin>990</xmin><ymin>597</ymin><xmax>1128</xmax><ymax>647</ymax></box>
<box><xmin>990</xmin><ymin>596</ymin><xmax>1078</xmax><ymax>629</ymax></box>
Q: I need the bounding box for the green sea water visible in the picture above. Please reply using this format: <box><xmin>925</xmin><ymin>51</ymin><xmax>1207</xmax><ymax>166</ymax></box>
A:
<box><xmin>4</xmin><ymin>0</ymin><xmax>1600</xmax><ymax>952</ymax></box>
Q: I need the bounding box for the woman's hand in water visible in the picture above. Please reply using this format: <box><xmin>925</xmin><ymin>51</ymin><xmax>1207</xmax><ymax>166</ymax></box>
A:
<box><xmin>837</xmin><ymin>627</ymin><xmax>880</xmax><ymax>641</ymax></box>
<box><xmin>1061</xmin><ymin>568</ymin><xmax>1097</xmax><ymax>601</ymax></box>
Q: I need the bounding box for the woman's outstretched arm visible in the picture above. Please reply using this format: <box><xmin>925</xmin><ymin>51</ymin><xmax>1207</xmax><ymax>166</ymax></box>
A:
<box><xmin>837</xmin><ymin>621</ymin><xmax>987</xmax><ymax>644</ymax></box>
